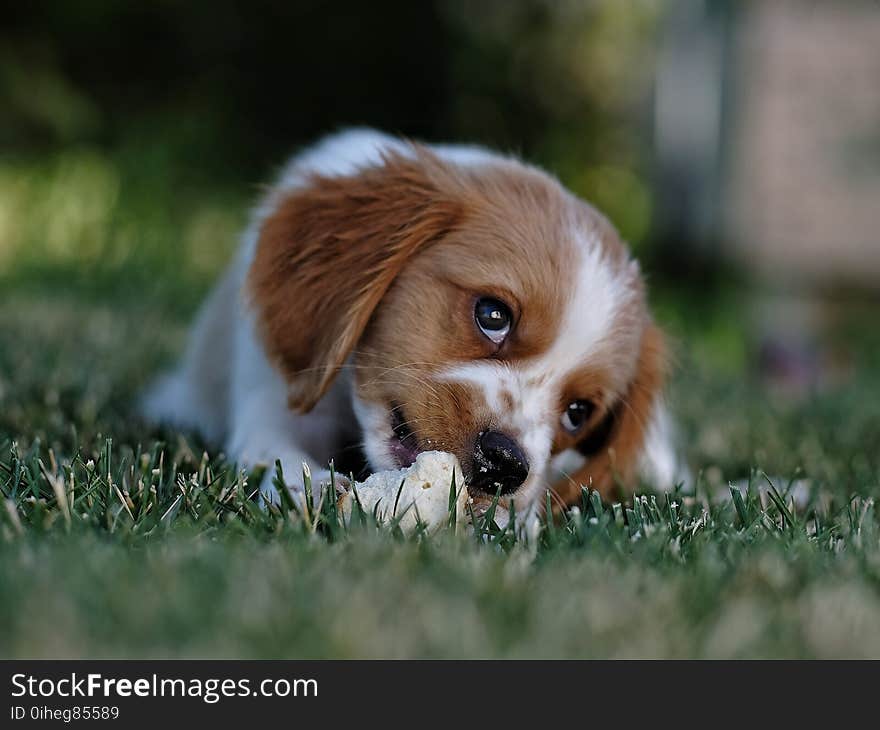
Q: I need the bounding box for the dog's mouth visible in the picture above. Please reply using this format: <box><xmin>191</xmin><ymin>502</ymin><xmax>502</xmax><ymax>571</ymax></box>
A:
<box><xmin>387</xmin><ymin>404</ymin><xmax>502</xmax><ymax>513</ymax></box>
<box><xmin>388</xmin><ymin>403</ymin><xmax>421</xmax><ymax>468</ymax></box>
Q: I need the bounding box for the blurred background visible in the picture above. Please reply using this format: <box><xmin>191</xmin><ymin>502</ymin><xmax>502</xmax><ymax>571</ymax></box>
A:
<box><xmin>1</xmin><ymin>0</ymin><xmax>878</xmax><ymax>488</ymax></box>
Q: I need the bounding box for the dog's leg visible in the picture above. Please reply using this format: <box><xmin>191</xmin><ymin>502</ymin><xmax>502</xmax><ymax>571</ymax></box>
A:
<box><xmin>228</xmin><ymin>310</ymin><xmax>350</xmax><ymax>507</ymax></box>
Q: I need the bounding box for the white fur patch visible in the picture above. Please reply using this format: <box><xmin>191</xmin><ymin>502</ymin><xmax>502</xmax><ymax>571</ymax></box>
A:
<box><xmin>638</xmin><ymin>400</ymin><xmax>690</xmax><ymax>490</ymax></box>
<box><xmin>550</xmin><ymin>449</ymin><xmax>588</xmax><ymax>481</ymax></box>
<box><xmin>351</xmin><ymin>390</ymin><xmax>396</xmax><ymax>471</ymax></box>
<box><xmin>275</xmin><ymin>128</ymin><xmax>499</xmax><ymax>197</ymax></box>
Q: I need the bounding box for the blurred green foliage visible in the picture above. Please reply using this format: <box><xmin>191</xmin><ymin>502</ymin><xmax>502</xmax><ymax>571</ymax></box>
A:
<box><xmin>1</xmin><ymin>0</ymin><xmax>668</xmax><ymax>293</ymax></box>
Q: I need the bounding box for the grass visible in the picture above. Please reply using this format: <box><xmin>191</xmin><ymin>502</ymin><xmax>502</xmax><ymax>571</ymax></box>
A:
<box><xmin>2</xmin><ymin>144</ymin><xmax>880</xmax><ymax>658</ymax></box>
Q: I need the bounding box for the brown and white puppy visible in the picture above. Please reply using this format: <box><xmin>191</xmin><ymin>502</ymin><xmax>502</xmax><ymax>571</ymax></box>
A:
<box><xmin>142</xmin><ymin>129</ymin><xmax>683</xmax><ymax>520</ymax></box>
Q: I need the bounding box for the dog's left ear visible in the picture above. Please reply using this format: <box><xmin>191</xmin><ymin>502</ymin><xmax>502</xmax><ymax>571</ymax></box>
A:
<box><xmin>248</xmin><ymin>147</ymin><xmax>463</xmax><ymax>412</ymax></box>
<box><xmin>554</xmin><ymin>322</ymin><xmax>668</xmax><ymax>505</ymax></box>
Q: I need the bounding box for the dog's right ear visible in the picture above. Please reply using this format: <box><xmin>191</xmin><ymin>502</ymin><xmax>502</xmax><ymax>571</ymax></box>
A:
<box><xmin>248</xmin><ymin>147</ymin><xmax>463</xmax><ymax>412</ymax></box>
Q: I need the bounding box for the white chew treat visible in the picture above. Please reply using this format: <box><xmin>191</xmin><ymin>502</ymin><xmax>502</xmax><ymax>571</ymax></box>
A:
<box><xmin>338</xmin><ymin>451</ymin><xmax>467</xmax><ymax>533</ymax></box>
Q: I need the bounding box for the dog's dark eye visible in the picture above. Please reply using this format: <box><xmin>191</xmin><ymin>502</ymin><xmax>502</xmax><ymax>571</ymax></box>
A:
<box><xmin>474</xmin><ymin>297</ymin><xmax>512</xmax><ymax>344</ymax></box>
<box><xmin>561</xmin><ymin>400</ymin><xmax>595</xmax><ymax>434</ymax></box>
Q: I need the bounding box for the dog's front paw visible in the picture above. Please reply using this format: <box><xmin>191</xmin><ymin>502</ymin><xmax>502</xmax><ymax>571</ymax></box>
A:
<box><xmin>259</xmin><ymin>463</ymin><xmax>350</xmax><ymax>509</ymax></box>
<box><xmin>307</xmin><ymin>467</ymin><xmax>352</xmax><ymax>497</ymax></box>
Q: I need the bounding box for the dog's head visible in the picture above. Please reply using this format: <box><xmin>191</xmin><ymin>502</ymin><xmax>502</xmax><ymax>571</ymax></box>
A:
<box><xmin>249</xmin><ymin>143</ymin><xmax>665</xmax><ymax>514</ymax></box>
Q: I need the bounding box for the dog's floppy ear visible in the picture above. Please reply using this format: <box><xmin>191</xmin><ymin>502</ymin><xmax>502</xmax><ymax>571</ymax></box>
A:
<box><xmin>554</xmin><ymin>323</ymin><xmax>667</xmax><ymax>505</ymax></box>
<box><xmin>248</xmin><ymin>147</ymin><xmax>463</xmax><ymax>412</ymax></box>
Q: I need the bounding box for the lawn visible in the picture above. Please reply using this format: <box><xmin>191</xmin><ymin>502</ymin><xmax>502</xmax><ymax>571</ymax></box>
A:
<box><xmin>2</xmin><ymin>145</ymin><xmax>880</xmax><ymax>658</ymax></box>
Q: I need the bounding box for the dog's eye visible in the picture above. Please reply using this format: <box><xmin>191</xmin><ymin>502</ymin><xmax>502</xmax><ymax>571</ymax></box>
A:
<box><xmin>561</xmin><ymin>400</ymin><xmax>595</xmax><ymax>433</ymax></box>
<box><xmin>474</xmin><ymin>297</ymin><xmax>512</xmax><ymax>344</ymax></box>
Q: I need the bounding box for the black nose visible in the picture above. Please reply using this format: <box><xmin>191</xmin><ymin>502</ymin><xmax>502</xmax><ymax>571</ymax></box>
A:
<box><xmin>471</xmin><ymin>431</ymin><xmax>530</xmax><ymax>495</ymax></box>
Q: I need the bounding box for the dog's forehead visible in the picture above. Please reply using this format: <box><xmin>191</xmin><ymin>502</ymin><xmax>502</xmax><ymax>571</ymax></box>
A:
<box><xmin>544</xmin><ymin>228</ymin><xmax>644</xmax><ymax>390</ymax></box>
<box><xmin>432</xmin><ymin>161</ymin><xmax>637</xmax><ymax>327</ymax></box>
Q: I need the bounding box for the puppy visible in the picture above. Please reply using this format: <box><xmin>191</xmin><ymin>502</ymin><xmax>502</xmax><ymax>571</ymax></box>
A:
<box><xmin>142</xmin><ymin>129</ymin><xmax>682</xmax><ymax>518</ymax></box>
